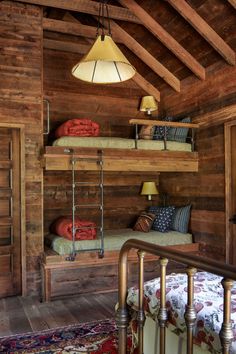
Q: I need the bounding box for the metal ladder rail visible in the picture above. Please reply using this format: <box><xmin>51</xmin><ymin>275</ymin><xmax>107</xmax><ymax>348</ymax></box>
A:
<box><xmin>67</xmin><ymin>150</ymin><xmax>104</xmax><ymax>261</ymax></box>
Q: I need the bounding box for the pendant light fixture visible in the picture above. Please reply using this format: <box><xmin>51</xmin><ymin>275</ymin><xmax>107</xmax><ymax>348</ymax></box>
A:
<box><xmin>72</xmin><ymin>0</ymin><xmax>136</xmax><ymax>84</ymax></box>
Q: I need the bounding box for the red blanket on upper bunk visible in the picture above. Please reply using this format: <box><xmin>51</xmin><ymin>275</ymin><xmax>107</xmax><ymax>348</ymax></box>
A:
<box><xmin>50</xmin><ymin>216</ymin><xmax>97</xmax><ymax>240</ymax></box>
<box><xmin>55</xmin><ymin>119</ymin><xmax>100</xmax><ymax>138</ymax></box>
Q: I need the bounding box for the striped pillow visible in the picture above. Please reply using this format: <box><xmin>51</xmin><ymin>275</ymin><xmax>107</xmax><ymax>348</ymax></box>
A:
<box><xmin>171</xmin><ymin>205</ymin><xmax>191</xmax><ymax>233</ymax></box>
<box><xmin>168</xmin><ymin>117</ymin><xmax>191</xmax><ymax>143</ymax></box>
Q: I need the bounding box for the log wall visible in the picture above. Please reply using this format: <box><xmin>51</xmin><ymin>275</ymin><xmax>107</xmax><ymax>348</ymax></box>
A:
<box><xmin>160</xmin><ymin>65</ymin><xmax>236</xmax><ymax>259</ymax></box>
<box><xmin>0</xmin><ymin>1</ymin><xmax>43</xmax><ymax>295</ymax></box>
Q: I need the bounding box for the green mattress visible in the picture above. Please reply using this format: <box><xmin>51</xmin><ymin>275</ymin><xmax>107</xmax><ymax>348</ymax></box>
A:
<box><xmin>45</xmin><ymin>228</ymin><xmax>193</xmax><ymax>255</ymax></box>
<box><xmin>52</xmin><ymin>137</ymin><xmax>191</xmax><ymax>152</ymax></box>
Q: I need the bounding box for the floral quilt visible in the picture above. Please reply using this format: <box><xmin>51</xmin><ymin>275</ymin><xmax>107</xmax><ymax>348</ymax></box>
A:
<box><xmin>127</xmin><ymin>272</ymin><xmax>236</xmax><ymax>353</ymax></box>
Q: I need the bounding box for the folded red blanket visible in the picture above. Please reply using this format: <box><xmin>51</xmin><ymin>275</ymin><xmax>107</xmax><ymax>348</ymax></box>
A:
<box><xmin>55</xmin><ymin>119</ymin><xmax>100</xmax><ymax>138</ymax></box>
<box><xmin>50</xmin><ymin>216</ymin><xmax>97</xmax><ymax>241</ymax></box>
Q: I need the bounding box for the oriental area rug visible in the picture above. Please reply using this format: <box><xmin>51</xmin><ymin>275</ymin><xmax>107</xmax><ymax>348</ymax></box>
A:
<box><xmin>0</xmin><ymin>318</ymin><xmax>132</xmax><ymax>353</ymax></box>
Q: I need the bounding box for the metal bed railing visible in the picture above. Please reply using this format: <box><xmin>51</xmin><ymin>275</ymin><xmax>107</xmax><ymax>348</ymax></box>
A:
<box><xmin>129</xmin><ymin>119</ymin><xmax>199</xmax><ymax>152</ymax></box>
<box><xmin>116</xmin><ymin>239</ymin><xmax>236</xmax><ymax>354</ymax></box>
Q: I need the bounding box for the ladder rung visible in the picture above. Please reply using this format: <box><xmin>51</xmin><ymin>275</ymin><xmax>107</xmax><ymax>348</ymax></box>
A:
<box><xmin>74</xmin><ymin>204</ymin><xmax>102</xmax><ymax>209</ymax></box>
<box><xmin>72</xmin><ymin>157</ymin><xmax>102</xmax><ymax>162</ymax></box>
<box><xmin>75</xmin><ymin>182</ymin><xmax>101</xmax><ymax>186</ymax></box>
<box><xmin>74</xmin><ymin>248</ymin><xmax>103</xmax><ymax>253</ymax></box>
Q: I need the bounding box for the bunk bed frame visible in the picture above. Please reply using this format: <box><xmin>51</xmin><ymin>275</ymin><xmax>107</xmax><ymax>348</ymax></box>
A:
<box><xmin>41</xmin><ymin>119</ymin><xmax>200</xmax><ymax>301</ymax></box>
<box><xmin>43</xmin><ymin>119</ymin><xmax>199</xmax><ymax>172</ymax></box>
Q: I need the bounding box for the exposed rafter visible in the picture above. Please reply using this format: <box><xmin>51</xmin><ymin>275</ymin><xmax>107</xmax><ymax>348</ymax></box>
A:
<box><xmin>43</xmin><ymin>18</ymin><xmax>121</xmax><ymax>42</ymax></box>
<box><xmin>118</xmin><ymin>0</ymin><xmax>205</xmax><ymax>80</ymax></box>
<box><xmin>43</xmin><ymin>39</ymin><xmax>90</xmax><ymax>54</ymax></box>
<box><xmin>102</xmin><ymin>18</ymin><xmax>180</xmax><ymax>92</ymax></box>
<box><xmin>132</xmin><ymin>73</ymin><xmax>160</xmax><ymax>102</ymax></box>
<box><xmin>166</xmin><ymin>0</ymin><xmax>236</xmax><ymax>66</ymax></box>
<box><xmin>14</xmin><ymin>0</ymin><xmax>141</xmax><ymax>23</ymax></box>
<box><xmin>227</xmin><ymin>0</ymin><xmax>236</xmax><ymax>9</ymax></box>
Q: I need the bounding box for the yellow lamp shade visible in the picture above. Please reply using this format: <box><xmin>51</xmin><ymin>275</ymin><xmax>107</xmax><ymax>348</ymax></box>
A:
<box><xmin>72</xmin><ymin>35</ymin><xmax>136</xmax><ymax>84</ymax></box>
<box><xmin>141</xmin><ymin>182</ymin><xmax>159</xmax><ymax>201</ymax></box>
<box><xmin>140</xmin><ymin>96</ymin><xmax>158</xmax><ymax>115</ymax></box>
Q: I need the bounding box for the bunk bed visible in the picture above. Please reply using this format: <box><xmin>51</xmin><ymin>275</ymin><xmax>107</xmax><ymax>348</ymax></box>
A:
<box><xmin>41</xmin><ymin>118</ymin><xmax>200</xmax><ymax>301</ymax></box>
<box><xmin>116</xmin><ymin>239</ymin><xmax>236</xmax><ymax>354</ymax></box>
<box><xmin>44</xmin><ymin>119</ymin><xmax>199</xmax><ymax>172</ymax></box>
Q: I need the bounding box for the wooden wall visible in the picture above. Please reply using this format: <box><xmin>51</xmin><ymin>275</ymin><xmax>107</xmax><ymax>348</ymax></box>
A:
<box><xmin>43</xmin><ymin>48</ymin><xmax>160</xmax><ymax>235</ymax></box>
<box><xmin>160</xmin><ymin>64</ymin><xmax>236</xmax><ymax>259</ymax></box>
<box><xmin>0</xmin><ymin>1</ymin><xmax>43</xmax><ymax>295</ymax></box>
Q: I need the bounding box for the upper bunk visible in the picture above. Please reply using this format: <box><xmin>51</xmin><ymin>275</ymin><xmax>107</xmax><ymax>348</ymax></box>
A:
<box><xmin>43</xmin><ymin>119</ymin><xmax>199</xmax><ymax>172</ymax></box>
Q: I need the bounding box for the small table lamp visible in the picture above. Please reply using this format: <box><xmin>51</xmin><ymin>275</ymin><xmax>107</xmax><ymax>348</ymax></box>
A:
<box><xmin>141</xmin><ymin>181</ymin><xmax>159</xmax><ymax>201</ymax></box>
<box><xmin>139</xmin><ymin>96</ymin><xmax>158</xmax><ymax>116</ymax></box>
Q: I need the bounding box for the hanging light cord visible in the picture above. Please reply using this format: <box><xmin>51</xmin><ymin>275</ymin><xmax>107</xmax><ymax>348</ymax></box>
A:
<box><xmin>97</xmin><ymin>0</ymin><xmax>112</xmax><ymax>40</ymax></box>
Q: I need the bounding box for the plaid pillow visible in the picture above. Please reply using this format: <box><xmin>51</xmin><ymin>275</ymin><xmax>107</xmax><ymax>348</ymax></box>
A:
<box><xmin>133</xmin><ymin>212</ymin><xmax>156</xmax><ymax>232</ymax></box>
<box><xmin>148</xmin><ymin>206</ymin><xmax>175</xmax><ymax>233</ymax></box>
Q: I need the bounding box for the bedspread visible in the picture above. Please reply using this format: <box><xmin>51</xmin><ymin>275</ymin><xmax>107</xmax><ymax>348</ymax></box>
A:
<box><xmin>127</xmin><ymin>271</ymin><xmax>236</xmax><ymax>353</ymax></box>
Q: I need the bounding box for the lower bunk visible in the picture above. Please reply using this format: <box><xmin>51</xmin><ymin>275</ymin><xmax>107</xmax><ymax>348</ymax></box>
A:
<box><xmin>116</xmin><ymin>239</ymin><xmax>236</xmax><ymax>354</ymax></box>
<box><xmin>42</xmin><ymin>229</ymin><xmax>199</xmax><ymax>301</ymax></box>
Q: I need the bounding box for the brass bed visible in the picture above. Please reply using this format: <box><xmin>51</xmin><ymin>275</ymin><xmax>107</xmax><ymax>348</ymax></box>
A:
<box><xmin>116</xmin><ymin>239</ymin><xmax>236</xmax><ymax>354</ymax></box>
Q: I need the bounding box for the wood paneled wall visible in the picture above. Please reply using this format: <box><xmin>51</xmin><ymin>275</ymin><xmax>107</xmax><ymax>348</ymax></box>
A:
<box><xmin>160</xmin><ymin>65</ymin><xmax>236</xmax><ymax>259</ymax></box>
<box><xmin>0</xmin><ymin>1</ymin><xmax>43</xmax><ymax>295</ymax></box>
<box><xmin>160</xmin><ymin>124</ymin><xmax>225</xmax><ymax>257</ymax></box>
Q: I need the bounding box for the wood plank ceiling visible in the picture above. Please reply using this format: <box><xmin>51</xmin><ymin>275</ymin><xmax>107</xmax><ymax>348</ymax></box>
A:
<box><xmin>15</xmin><ymin>0</ymin><xmax>236</xmax><ymax>101</ymax></box>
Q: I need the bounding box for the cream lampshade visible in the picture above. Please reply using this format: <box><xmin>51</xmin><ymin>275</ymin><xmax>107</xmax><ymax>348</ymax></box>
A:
<box><xmin>139</xmin><ymin>96</ymin><xmax>158</xmax><ymax>116</ymax></box>
<box><xmin>72</xmin><ymin>35</ymin><xmax>136</xmax><ymax>84</ymax></box>
<box><xmin>141</xmin><ymin>182</ymin><xmax>159</xmax><ymax>201</ymax></box>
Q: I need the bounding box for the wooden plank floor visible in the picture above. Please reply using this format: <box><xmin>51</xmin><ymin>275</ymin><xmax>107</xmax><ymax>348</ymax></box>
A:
<box><xmin>0</xmin><ymin>292</ymin><xmax>117</xmax><ymax>337</ymax></box>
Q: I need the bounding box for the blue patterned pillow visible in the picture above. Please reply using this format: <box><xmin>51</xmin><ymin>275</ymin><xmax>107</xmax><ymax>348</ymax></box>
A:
<box><xmin>171</xmin><ymin>205</ymin><xmax>191</xmax><ymax>233</ymax></box>
<box><xmin>168</xmin><ymin>117</ymin><xmax>191</xmax><ymax>143</ymax></box>
<box><xmin>153</xmin><ymin>116</ymin><xmax>173</xmax><ymax>140</ymax></box>
<box><xmin>148</xmin><ymin>206</ymin><xmax>175</xmax><ymax>233</ymax></box>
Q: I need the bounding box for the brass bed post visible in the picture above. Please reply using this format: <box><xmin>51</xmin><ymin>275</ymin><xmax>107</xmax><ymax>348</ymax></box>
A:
<box><xmin>219</xmin><ymin>278</ymin><xmax>234</xmax><ymax>354</ymax></box>
<box><xmin>116</xmin><ymin>248</ymin><xmax>129</xmax><ymax>354</ymax></box>
<box><xmin>184</xmin><ymin>267</ymin><xmax>197</xmax><ymax>354</ymax></box>
<box><xmin>137</xmin><ymin>250</ymin><xmax>146</xmax><ymax>354</ymax></box>
<box><xmin>158</xmin><ymin>257</ymin><xmax>168</xmax><ymax>354</ymax></box>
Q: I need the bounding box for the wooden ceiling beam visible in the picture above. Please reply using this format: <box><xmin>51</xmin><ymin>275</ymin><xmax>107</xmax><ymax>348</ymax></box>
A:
<box><xmin>14</xmin><ymin>0</ymin><xmax>141</xmax><ymax>23</ymax></box>
<box><xmin>132</xmin><ymin>73</ymin><xmax>160</xmax><ymax>102</ymax></box>
<box><xmin>43</xmin><ymin>38</ymin><xmax>90</xmax><ymax>54</ymax></box>
<box><xmin>118</xmin><ymin>0</ymin><xmax>205</xmax><ymax>80</ymax></box>
<box><xmin>107</xmin><ymin>19</ymin><xmax>180</xmax><ymax>92</ymax></box>
<box><xmin>227</xmin><ymin>0</ymin><xmax>236</xmax><ymax>9</ymax></box>
<box><xmin>166</xmin><ymin>0</ymin><xmax>236</xmax><ymax>66</ymax></box>
<box><xmin>43</xmin><ymin>18</ymin><xmax>121</xmax><ymax>43</ymax></box>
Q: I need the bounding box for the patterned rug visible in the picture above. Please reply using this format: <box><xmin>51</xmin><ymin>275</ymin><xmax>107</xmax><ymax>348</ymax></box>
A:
<box><xmin>0</xmin><ymin>318</ymin><xmax>132</xmax><ymax>353</ymax></box>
